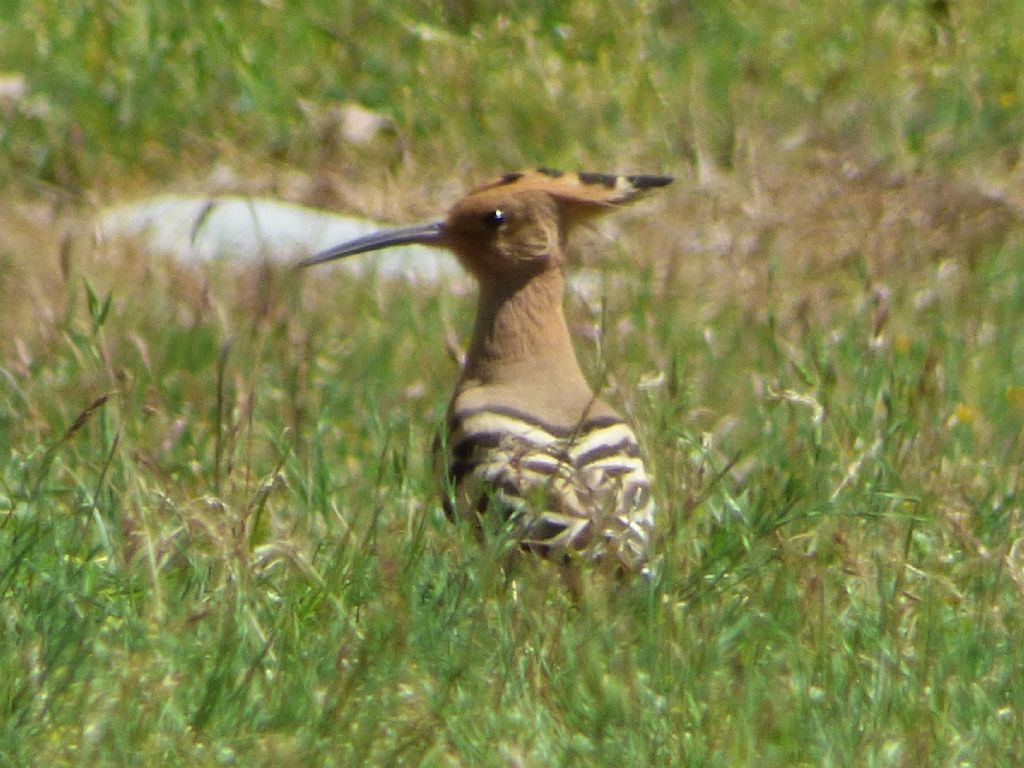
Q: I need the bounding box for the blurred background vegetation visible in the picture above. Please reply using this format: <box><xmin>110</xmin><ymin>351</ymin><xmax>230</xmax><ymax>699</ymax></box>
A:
<box><xmin>3</xmin><ymin>1</ymin><xmax>1024</xmax><ymax>766</ymax></box>
<box><xmin>3</xmin><ymin>0</ymin><xmax>1023</xmax><ymax>196</ymax></box>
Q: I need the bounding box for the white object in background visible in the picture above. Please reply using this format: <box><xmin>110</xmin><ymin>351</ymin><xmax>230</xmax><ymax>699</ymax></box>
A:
<box><xmin>96</xmin><ymin>195</ymin><xmax>462</xmax><ymax>284</ymax></box>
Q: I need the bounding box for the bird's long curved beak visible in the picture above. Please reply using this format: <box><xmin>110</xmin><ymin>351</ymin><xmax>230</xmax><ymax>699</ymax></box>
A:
<box><xmin>299</xmin><ymin>221</ymin><xmax>446</xmax><ymax>268</ymax></box>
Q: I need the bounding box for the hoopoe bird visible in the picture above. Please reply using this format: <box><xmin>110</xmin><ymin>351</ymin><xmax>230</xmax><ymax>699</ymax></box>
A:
<box><xmin>301</xmin><ymin>169</ymin><xmax>672</xmax><ymax>574</ymax></box>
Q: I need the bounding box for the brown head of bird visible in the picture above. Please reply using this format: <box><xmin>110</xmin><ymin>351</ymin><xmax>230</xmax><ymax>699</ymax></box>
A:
<box><xmin>303</xmin><ymin>169</ymin><xmax>672</xmax><ymax>282</ymax></box>
<box><xmin>301</xmin><ymin>169</ymin><xmax>673</xmax><ymax>574</ymax></box>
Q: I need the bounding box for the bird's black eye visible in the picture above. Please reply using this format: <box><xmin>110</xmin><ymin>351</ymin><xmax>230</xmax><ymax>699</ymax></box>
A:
<box><xmin>482</xmin><ymin>209</ymin><xmax>505</xmax><ymax>229</ymax></box>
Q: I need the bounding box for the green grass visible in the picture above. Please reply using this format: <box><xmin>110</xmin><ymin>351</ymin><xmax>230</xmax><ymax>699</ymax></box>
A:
<box><xmin>3</xmin><ymin>1</ymin><xmax>1024</xmax><ymax>765</ymax></box>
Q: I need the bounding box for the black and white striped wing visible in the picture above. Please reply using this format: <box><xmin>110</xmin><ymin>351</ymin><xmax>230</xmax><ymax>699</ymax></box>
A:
<box><xmin>440</xmin><ymin>406</ymin><xmax>654</xmax><ymax>572</ymax></box>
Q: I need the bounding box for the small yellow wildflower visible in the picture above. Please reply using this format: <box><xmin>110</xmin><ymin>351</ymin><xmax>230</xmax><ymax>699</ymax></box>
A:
<box><xmin>953</xmin><ymin>403</ymin><xmax>975</xmax><ymax>425</ymax></box>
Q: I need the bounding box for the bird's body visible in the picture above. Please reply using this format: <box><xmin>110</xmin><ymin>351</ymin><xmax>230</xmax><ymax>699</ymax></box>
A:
<box><xmin>443</xmin><ymin>399</ymin><xmax>654</xmax><ymax>572</ymax></box>
<box><xmin>302</xmin><ymin>169</ymin><xmax>671</xmax><ymax>574</ymax></box>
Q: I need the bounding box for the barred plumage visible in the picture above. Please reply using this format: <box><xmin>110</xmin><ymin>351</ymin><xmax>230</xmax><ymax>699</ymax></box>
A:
<box><xmin>442</xmin><ymin>405</ymin><xmax>654</xmax><ymax>572</ymax></box>
<box><xmin>301</xmin><ymin>169</ymin><xmax>672</xmax><ymax>574</ymax></box>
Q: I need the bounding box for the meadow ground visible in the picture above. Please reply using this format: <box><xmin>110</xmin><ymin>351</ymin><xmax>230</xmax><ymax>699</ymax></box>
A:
<box><xmin>2</xmin><ymin>2</ymin><xmax>1024</xmax><ymax>765</ymax></box>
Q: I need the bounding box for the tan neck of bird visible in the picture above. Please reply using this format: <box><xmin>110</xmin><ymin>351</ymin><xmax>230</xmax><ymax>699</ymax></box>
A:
<box><xmin>460</xmin><ymin>268</ymin><xmax>590</xmax><ymax>394</ymax></box>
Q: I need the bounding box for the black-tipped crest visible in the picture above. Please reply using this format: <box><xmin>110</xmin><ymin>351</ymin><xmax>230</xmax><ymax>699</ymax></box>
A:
<box><xmin>577</xmin><ymin>172</ymin><xmax>618</xmax><ymax>188</ymax></box>
<box><xmin>626</xmin><ymin>174</ymin><xmax>674</xmax><ymax>190</ymax></box>
<box><xmin>470</xmin><ymin>169</ymin><xmax>674</xmax><ymax>207</ymax></box>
